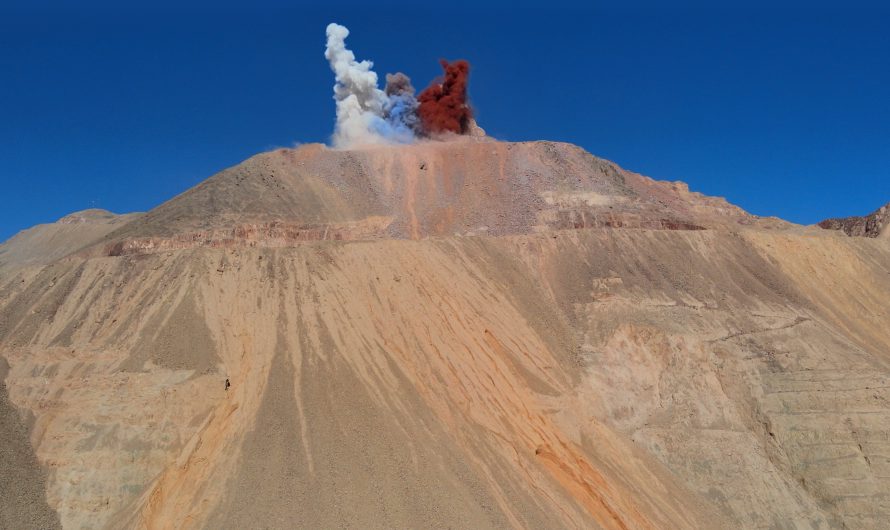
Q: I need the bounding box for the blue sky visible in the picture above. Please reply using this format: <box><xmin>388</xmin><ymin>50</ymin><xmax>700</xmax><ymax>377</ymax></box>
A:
<box><xmin>1</xmin><ymin>5</ymin><xmax>889</xmax><ymax>241</ymax></box>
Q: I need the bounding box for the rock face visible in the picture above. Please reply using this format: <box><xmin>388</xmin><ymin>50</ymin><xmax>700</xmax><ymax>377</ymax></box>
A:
<box><xmin>818</xmin><ymin>202</ymin><xmax>889</xmax><ymax>238</ymax></box>
<box><xmin>1</xmin><ymin>140</ymin><xmax>890</xmax><ymax>529</ymax></box>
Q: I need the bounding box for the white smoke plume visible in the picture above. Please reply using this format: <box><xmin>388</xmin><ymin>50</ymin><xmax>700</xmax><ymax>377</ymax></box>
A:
<box><xmin>325</xmin><ymin>23</ymin><xmax>416</xmax><ymax>147</ymax></box>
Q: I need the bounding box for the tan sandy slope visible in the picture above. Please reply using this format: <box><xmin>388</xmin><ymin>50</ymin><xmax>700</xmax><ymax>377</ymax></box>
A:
<box><xmin>1</xmin><ymin>139</ymin><xmax>889</xmax><ymax>529</ymax></box>
<box><xmin>0</xmin><ymin>209</ymin><xmax>141</xmax><ymax>277</ymax></box>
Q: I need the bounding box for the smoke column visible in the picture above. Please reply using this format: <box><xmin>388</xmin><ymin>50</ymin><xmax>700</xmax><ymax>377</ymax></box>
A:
<box><xmin>384</xmin><ymin>72</ymin><xmax>421</xmax><ymax>137</ymax></box>
<box><xmin>324</xmin><ymin>23</ymin><xmax>414</xmax><ymax>147</ymax></box>
<box><xmin>417</xmin><ymin>60</ymin><xmax>472</xmax><ymax>135</ymax></box>
<box><xmin>323</xmin><ymin>23</ymin><xmax>475</xmax><ymax>147</ymax></box>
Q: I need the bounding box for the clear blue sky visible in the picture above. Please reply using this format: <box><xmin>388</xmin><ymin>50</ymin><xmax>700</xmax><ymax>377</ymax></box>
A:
<box><xmin>2</xmin><ymin>4</ymin><xmax>889</xmax><ymax>241</ymax></box>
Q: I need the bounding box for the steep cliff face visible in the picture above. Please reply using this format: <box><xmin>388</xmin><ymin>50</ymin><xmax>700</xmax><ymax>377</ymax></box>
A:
<box><xmin>818</xmin><ymin>202</ymin><xmax>889</xmax><ymax>238</ymax></box>
<box><xmin>2</xmin><ymin>140</ymin><xmax>889</xmax><ymax>529</ymax></box>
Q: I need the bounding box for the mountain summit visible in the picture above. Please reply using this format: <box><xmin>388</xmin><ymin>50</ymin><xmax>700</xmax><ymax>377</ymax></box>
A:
<box><xmin>90</xmin><ymin>140</ymin><xmax>779</xmax><ymax>254</ymax></box>
<box><xmin>2</xmin><ymin>140</ymin><xmax>889</xmax><ymax>529</ymax></box>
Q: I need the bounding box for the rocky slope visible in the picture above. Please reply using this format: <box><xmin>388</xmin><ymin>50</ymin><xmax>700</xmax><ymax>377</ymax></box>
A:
<box><xmin>0</xmin><ymin>209</ymin><xmax>141</xmax><ymax>276</ymax></box>
<box><xmin>1</xmin><ymin>139</ymin><xmax>889</xmax><ymax>529</ymax></box>
<box><xmin>818</xmin><ymin>202</ymin><xmax>889</xmax><ymax>238</ymax></box>
<box><xmin>86</xmin><ymin>139</ymin><xmax>789</xmax><ymax>255</ymax></box>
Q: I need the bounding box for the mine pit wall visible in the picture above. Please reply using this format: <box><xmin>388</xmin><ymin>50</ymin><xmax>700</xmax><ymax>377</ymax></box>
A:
<box><xmin>0</xmin><ymin>228</ymin><xmax>889</xmax><ymax>528</ymax></box>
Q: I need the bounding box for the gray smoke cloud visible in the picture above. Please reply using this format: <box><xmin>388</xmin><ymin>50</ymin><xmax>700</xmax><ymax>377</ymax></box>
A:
<box><xmin>384</xmin><ymin>72</ymin><xmax>420</xmax><ymax>137</ymax></box>
<box><xmin>384</xmin><ymin>72</ymin><xmax>414</xmax><ymax>97</ymax></box>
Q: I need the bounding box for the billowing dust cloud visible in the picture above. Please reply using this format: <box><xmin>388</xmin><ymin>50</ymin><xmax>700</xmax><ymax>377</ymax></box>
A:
<box><xmin>384</xmin><ymin>72</ymin><xmax>421</xmax><ymax>138</ymax></box>
<box><xmin>418</xmin><ymin>60</ymin><xmax>472</xmax><ymax>135</ymax></box>
<box><xmin>324</xmin><ymin>23</ymin><xmax>474</xmax><ymax>148</ymax></box>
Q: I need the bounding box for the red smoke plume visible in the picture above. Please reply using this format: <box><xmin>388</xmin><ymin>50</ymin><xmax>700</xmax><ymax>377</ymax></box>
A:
<box><xmin>417</xmin><ymin>59</ymin><xmax>472</xmax><ymax>135</ymax></box>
